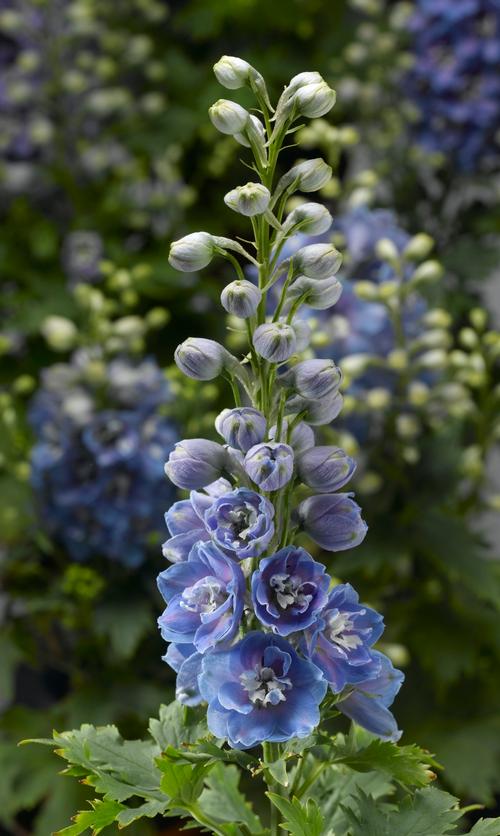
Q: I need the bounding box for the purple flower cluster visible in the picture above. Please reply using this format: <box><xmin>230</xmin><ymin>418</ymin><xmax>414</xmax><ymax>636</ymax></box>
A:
<box><xmin>159</xmin><ymin>400</ymin><xmax>402</xmax><ymax>747</ymax></box>
<box><xmin>159</xmin><ymin>56</ymin><xmax>404</xmax><ymax>751</ymax></box>
<box><xmin>30</xmin><ymin>354</ymin><xmax>177</xmax><ymax>567</ymax></box>
<box><xmin>404</xmin><ymin>0</ymin><xmax>500</xmax><ymax>172</ymax></box>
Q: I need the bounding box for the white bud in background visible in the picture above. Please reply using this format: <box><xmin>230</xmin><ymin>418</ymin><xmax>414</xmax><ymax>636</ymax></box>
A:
<box><xmin>375</xmin><ymin>237</ymin><xmax>399</xmax><ymax>262</ymax></box>
<box><xmin>459</xmin><ymin>327</ymin><xmax>478</xmax><ymax>349</ymax></box>
<box><xmin>403</xmin><ymin>233</ymin><xmax>434</xmax><ymax>261</ymax></box>
<box><xmin>354</xmin><ymin>280</ymin><xmax>379</xmax><ymax>301</ymax></box>
<box><xmin>387</xmin><ymin>349</ymin><xmax>408</xmax><ymax>370</ymax></box>
<box><xmin>41</xmin><ymin>316</ymin><xmax>78</xmax><ymax>351</ymax></box>
<box><xmin>423</xmin><ymin>308</ymin><xmax>452</xmax><ymax>329</ymax></box>
<box><xmin>224</xmin><ymin>182</ymin><xmax>271</xmax><ymax>216</ymax></box>
<box><xmin>411</xmin><ymin>260</ymin><xmax>444</xmax><ymax>284</ymax></box>
<box><xmin>417</xmin><ymin>349</ymin><xmax>448</xmax><ymax>370</ymax></box>
<box><xmin>366</xmin><ymin>388</ymin><xmax>391</xmax><ymax>409</ymax></box>
<box><xmin>340</xmin><ymin>353</ymin><xmax>371</xmax><ymax>378</ymax></box>
<box><xmin>209</xmin><ymin>99</ymin><xmax>249</xmax><ymax>135</ymax></box>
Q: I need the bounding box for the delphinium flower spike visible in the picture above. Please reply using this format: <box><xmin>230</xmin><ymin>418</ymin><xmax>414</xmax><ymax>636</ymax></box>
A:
<box><xmin>160</xmin><ymin>55</ymin><xmax>404</xmax><ymax>780</ymax></box>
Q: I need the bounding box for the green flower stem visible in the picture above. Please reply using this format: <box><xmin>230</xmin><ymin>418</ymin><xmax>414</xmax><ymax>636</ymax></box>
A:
<box><xmin>263</xmin><ymin>741</ymin><xmax>285</xmax><ymax>836</ymax></box>
<box><xmin>185</xmin><ymin>803</ymin><xmax>230</xmax><ymax>836</ymax></box>
<box><xmin>224</xmin><ymin>250</ymin><xmax>248</xmax><ymax>283</ymax></box>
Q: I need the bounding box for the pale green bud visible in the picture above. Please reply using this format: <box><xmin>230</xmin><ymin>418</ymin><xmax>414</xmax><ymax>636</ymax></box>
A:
<box><xmin>396</xmin><ymin>414</ymin><xmax>420</xmax><ymax>439</ymax></box>
<box><xmin>375</xmin><ymin>238</ymin><xmax>399</xmax><ymax>262</ymax></box>
<box><xmin>13</xmin><ymin>375</ymin><xmax>35</xmax><ymax>396</ymax></box>
<box><xmin>224</xmin><ymin>182</ymin><xmax>271</xmax><ymax>216</ymax></box>
<box><xmin>357</xmin><ymin>471</ymin><xmax>383</xmax><ymax>495</ymax></box>
<box><xmin>41</xmin><ymin>316</ymin><xmax>78</xmax><ymax>351</ymax></box>
<box><xmin>366</xmin><ymin>388</ymin><xmax>391</xmax><ymax>409</ymax></box>
<box><xmin>169</xmin><ymin>232</ymin><xmax>215</xmax><ymax>272</ymax></box>
<box><xmin>403</xmin><ymin>233</ymin><xmax>434</xmax><ymax>261</ymax></box>
<box><xmin>378</xmin><ymin>280</ymin><xmax>399</xmax><ymax>300</ymax></box>
<box><xmin>411</xmin><ymin>260</ymin><xmax>444</xmax><ymax>284</ymax></box>
<box><xmin>387</xmin><ymin>349</ymin><xmax>407</xmax><ymax>370</ymax></box>
<box><xmin>340</xmin><ymin>353</ymin><xmax>371</xmax><ymax>378</ymax></box>
<box><xmin>417</xmin><ymin>349</ymin><xmax>448</xmax><ymax>369</ymax></box>
<box><xmin>423</xmin><ymin>308</ymin><xmax>452</xmax><ymax>329</ymax></box>
<box><xmin>459</xmin><ymin>327</ymin><xmax>478</xmax><ymax>349</ymax></box>
<box><xmin>354</xmin><ymin>281</ymin><xmax>379</xmax><ymax>301</ymax></box>
<box><xmin>294</xmin><ymin>80</ymin><xmax>336</xmax><ymax>118</ymax></box>
<box><xmin>146</xmin><ymin>307</ymin><xmax>170</xmax><ymax>329</ymax></box>
<box><xmin>113</xmin><ymin>316</ymin><xmax>145</xmax><ymax>339</ymax></box>
<box><xmin>408</xmin><ymin>381</ymin><xmax>430</xmax><ymax>406</ymax></box>
<box><xmin>209</xmin><ymin>99</ymin><xmax>250</xmax><ymax>135</ymax></box>
<box><xmin>461</xmin><ymin>445</ymin><xmax>483</xmax><ymax>479</ymax></box>
<box><xmin>282</xmin><ymin>202</ymin><xmax>333</xmax><ymax>235</ymax></box>
<box><xmin>469</xmin><ymin>307</ymin><xmax>487</xmax><ymax>331</ymax></box>
<box><xmin>402</xmin><ymin>446</ymin><xmax>419</xmax><ymax>465</ymax></box>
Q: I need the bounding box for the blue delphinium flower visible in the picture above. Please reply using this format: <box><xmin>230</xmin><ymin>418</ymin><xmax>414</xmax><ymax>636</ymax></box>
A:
<box><xmin>337</xmin><ymin>650</ymin><xmax>405</xmax><ymax>743</ymax></box>
<box><xmin>244</xmin><ymin>441</ymin><xmax>294</xmax><ymax>491</ymax></box>
<box><xmin>30</xmin><ymin>354</ymin><xmax>177</xmax><ymax>567</ymax></box>
<box><xmin>304</xmin><ymin>583</ymin><xmax>384</xmax><ymax>692</ymax></box>
<box><xmin>198</xmin><ymin>631</ymin><xmax>327</xmax><ymax>749</ymax></box>
<box><xmin>164</xmin><ymin>643</ymin><xmax>204</xmax><ymax>707</ymax></box>
<box><xmin>157</xmin><ymin>540</ymin><xmax>245</xmax><ymax>652</ymax></box>
<box><xmin>294</xmin><ymin>493</ymin><xmax>368</xmax><ymax>551</ymax></box>
<box><xmin>251</xmin><ymin>546</ymin><xmax>330</xmax><ymax>636</ymax></box>
<box><xmin>404</xmin><ymin>0</ymin><xmax>500</xmax><ymax>172</ymax></box>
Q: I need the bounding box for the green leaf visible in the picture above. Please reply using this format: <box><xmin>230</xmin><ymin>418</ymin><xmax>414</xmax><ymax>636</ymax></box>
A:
<box><xmin>148</xmin><ymin>701</ymin><xmax>208</xmax><ymax>750</ymax></box>
<box><xmin>345</xmin><ymin>787</ymin><xmax>464</xmax><ymax>836</ymax></box>
<box><xmin>116</xmin><ymin>799</ymin><xmax>169</xmax><ymax>827</ymax></box>
<box><xmin>54</xmin><ymin>799</ymin><xmax>124</xmax><ymax>835</ymax></box>
<box><xmin>468</xmin><ymin>819</ymin><xmax>500</xmax><ymax>835</ymax></box>
<box><xmin>267</xmin><ymin>793</ymin><xmax>324</xmax><ymax>836</ymax></box>
<box><xmin>157</xmin><ymin>755</ymin><xmax>212</xmax><ymax>803</ymax></box>
<box><xmin>332</xmin><ymin>729</ymin><xmax>439</xmax><ymax>788</ymax></box>
<box><xmin>200</xmin><ymin>763</ymin><xmax>264</xmax><ymax>833</ymax></box>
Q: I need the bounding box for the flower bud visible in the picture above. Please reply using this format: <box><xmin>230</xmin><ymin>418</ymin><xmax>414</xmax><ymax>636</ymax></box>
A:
<box><xmin>289</xmin><ymin>359</ymin><xmax>342</xmax><ymax>399</ymax></box>
<box><xmin>291</xmin><ymin>243</ymin><xmax>342</xmax><ymax>279</ymax></box>
<box><xmin>169</xmin><ymin>232</ymin><xmax>215</xmax><ymax>272</ymax></box>
<box><xmin>269</xmin><ymin>419</ymin><xmax>315</xmax><ymax>453</ymax></box>
<box><xmin>41</xmin><ymin>316</ymin><xmax>78</xmax><ymax>351</ymax></box>
<box><xmin>215</xmin><ymin>407</ymin><xmax>266</xmax><ymax>453</ymax></box>
<box><xmin>411</xmin><ymin>260</ymin><xmax>444</xmax><ymax>284</ymax></box>
<box><xmin>213</xmin><ymin>55</ymin><xmax>272</xmax><ymax>110</ymax></box>
<box><xmin>165</xmin><ymin>439</ymin><xmax>227</xmax><ymax>489</ymax></box>
<box><xmin>224</xmin><ymin>182</ymin><xmax>271</xmax><ymax>216</ymax></box>
<box><xmin>375</xmin><ymin>238</ymin><xmax>399</xmax><ymax>262</ymax></box>
<box><xmin>234</xmin><ymin>114</ymin><xmax>265</xmax><ymax>148</ymax></box>
<box><xmin>282</xmin><ymin>71</ymin><xmax>323</xmax><ymax>102</ymax></box>
<box><xmin>220</xmin><ymin>280</ymin><xmax>262</xmax><ymax>318</ymax></box>
<box><xmin>282</xmin><ymin>202</ymin><xmax>333</xmax><ymax>235</ymax></box>
<box><xmin>245</xmin><ymin>441</ymin><xmax>294</xmax><ymax>491</ymax></box>
<box><xmin>294</xmin><ymin>493</ymin><xmax>367</xmax><ymax>551</ymax></box>
<box><xmin>297</xmin><ymin>446</ymin><xmax>356</xmax><ymax>492</ymax></box>
<box><xmin>286</xmin><ymin>275</ymin><xmax>342</xmax><ymax>310</ymax></box>
<box><xmin>285</xmin><ymin>390</ymin><xmax>343</xmax><ymax>425</ymax></box>
<box><xmin>209</xmin><ymin>99</ymin><xmax>250</xmax><ymax>135</ymax></box>
<box><xmin>175</xmin><ymin>337</ymin><xmax>227</xmax><ymax>380</ymax></box>
<box><xmin>274</xmin><ymin>158</ymin><xmax>332</xmax><ymax>201</ymax></box>
<box><xmin>294</xmin><ymin>80</ymin><xmax>336</xmax><ymax>118</ymax></box>
<box><xmin>253</xmin><ymin>322</ymin><xmax>297</xmax><ymax>362</ymax></box>
<box><xmin>292</xmin><ymin>319</ymin><xmax>311</xmax><ymax>352</ymax></box>
<box><xmin>403</xmin><ymin>233</ymin><xmax>434</xmax><ymax>261</ymax></box>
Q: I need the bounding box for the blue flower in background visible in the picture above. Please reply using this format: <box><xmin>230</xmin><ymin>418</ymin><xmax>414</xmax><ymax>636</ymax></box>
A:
<box><xmin>337</xmin><ymin>650</ymin><xmax>405</xmax><ymax>742</ymax></box>
<box><xmin>30</xmin><ymin>354</ymin><xmax>177</xmax><ymax>567</ymax></box>
<box><xmin>304</xmin><ymin>583</ymin><xmax>384</xmax><ymax>692</ymax></box>
<box><xmin>198</xmin><ymin>631</ymin><xmax>327</xmax><ymax>749</ymax></box>
<box><xmin>251</xmin><ymin>546</ymin><xmax>330</xmax><ymax>636</ymax></box>
<box><xmin>157</xmin><ymin>540</ymin><xmax>245</xmax><ymax>652</ymax></box>
<box><xmin>404</xmin><ymin>0</ymin><xmax>500</xmax><ymax>171</ymax></box>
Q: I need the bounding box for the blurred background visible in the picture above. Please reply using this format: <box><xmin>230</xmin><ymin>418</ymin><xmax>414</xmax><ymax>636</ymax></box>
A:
<box><xmin>1</xmin><ymin>0</ymin><xmax>500</xmax><ymax>833</ymax></box>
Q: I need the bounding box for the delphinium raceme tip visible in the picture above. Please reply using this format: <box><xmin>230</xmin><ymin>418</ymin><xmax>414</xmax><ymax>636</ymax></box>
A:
<box><xmin>160</xmin><ymin>56</ymin><xmax>404</xmax><ymax>777</ymax></box>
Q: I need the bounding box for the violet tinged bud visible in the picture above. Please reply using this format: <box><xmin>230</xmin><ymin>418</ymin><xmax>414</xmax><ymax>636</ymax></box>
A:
<box><xmin>209</xmin><ymin>99</ymin><xmax>250</xmax><ymax>135</ymax></box>
<box><xmin>215</xmin><ymin>407</ymin><xmax>267</xmax><ymax>453</ymax></box>
<box><xmin>245</xmin><ymin>441</ymin><xmax>294</xmax><ymax>491</ymax></box>
<box><xmin>274</xmin><ymin>158</ymin><xmax>332</xmax><ymax>202</ymax></box>
<box><xmin>282</xmin><ymin>202</ymin><xmax>333</xmax><ymax>236</ymax></box>
<box><xmin>292</xmin><ymin>359</ymin><xmax>342</xmax><ymax>400</ymax></box>
<box><xmin>253</xmin><ymin>322</ymin><xmax>297</xmax><ymax>362</ymax></box>
<box><xmin>291</xmin><ymin>243</ymin><xmax>342</xmax><ymax>279</ymax></box>
<box><xmin>175</xmin><ymin>337</ymin><xmax>227</xmax><ymax>380</ymax></box>
<box><xmin>297</xmin><ymin>446</ymin><xmax>356</xmax><ymax>492</ymax></box>
<box><xmin>213</xmin><ymin>55</ymin><xmax>273</xmax><ymax>110</ymax></box>
<box><xmin>169</xmin><ymin>232</ymin><xmax>215</xmax><ymax>272</ymax></box>
<box><xmin>224</xmin><ymin>182</ymin><xmax>271</xmax><ymax>216</ymax></box>
<box><xmin>269</xmin><ymin>419</ymin><xmax>315</xmax><ymax>453</ymax></box>
<box><xmin>285</xmin><ymin>390</ymin><xmax>344</xmax><ymax>425</ymax></box>
<box><xmin>165</xmin><ymin>439</ymin><xmax>227</xmax><ymax>489</ymax></box>
<box><xmin>292</xmin><ymin>319</ymin><xmax>311</xmax><ymax>352</ymax></box>
<box><xmin>294</xmin><ymin>493</ymin><xmax>368</xmax><ymax>551</ymax></box>
<box><xmin>220</xmin><ymin>280</ymin><xmax>262</xmax><ymax>318</ymax></box>
<box><xmin>295</xmin><ymin>80</ymin><xmax>336</xmax><ymax>118</ymax></box>
<box><xmin>286</xmin><ymin>275</ymin><xmax>342</xmax><ymax>310</ymax></box>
